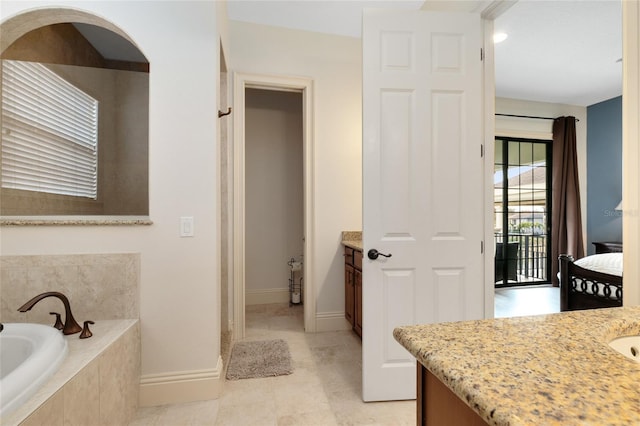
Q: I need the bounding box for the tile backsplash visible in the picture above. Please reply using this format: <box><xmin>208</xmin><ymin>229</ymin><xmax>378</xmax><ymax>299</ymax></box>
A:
<box><xmin>0</xmin><ymin>253</ymin><xmax>139</xmax><ymax>323</ymax></box>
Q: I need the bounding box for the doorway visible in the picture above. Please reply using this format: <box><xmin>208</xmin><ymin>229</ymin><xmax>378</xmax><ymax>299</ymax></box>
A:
<box><xmin>494</xmin><ymin>137</ymin><xmax>552</xmax><ymax>287</ymax></box>
<box><xmin>233</xmin><ymin>73</ymin><xmax>315</xmax><ymax>340</ymax></box>
<box><xmin>219</xmin><ymin>42</ymin><xmax>232</xmax><ymax>362</ymax></box>
<box><xmin>245</xmin><ymin>88</ymin><xmax>303</xmax><ymax>316</ymax></box>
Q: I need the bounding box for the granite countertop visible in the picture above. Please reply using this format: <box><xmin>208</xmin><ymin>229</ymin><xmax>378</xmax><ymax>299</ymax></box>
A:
<box><xmin>394</xmin><ymin>306</ymin><xmax>640</xmax><ymax>426</ymax></box>
<box><xmin>0</xmin><ymin>216</ymin><xmax>153</xmax><ymax>226</ymax></box>
<box><xmin>341</xmin><ymin>231</ymin><xmax>363</xmax><ymax>251</ymax></box>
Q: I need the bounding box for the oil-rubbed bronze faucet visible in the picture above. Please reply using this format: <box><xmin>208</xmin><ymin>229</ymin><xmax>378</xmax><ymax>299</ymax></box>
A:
<box><xmin>18</xmin><ymin>292</ymin><xmax>82</xmax><ymax>335</ymax></box>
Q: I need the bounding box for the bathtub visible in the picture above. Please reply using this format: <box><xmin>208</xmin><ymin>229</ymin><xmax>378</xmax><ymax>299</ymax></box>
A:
<box><xmin>0</xmin><ymin>323</ymin><xmax>68</xmax><ymax>417</ymax></box>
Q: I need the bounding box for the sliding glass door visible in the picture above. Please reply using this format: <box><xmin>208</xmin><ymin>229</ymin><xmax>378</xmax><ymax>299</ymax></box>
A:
<box><xmin>494</xmin><ymin>137</ymin><xmax>552</xmax><ymax>287</ymax></box>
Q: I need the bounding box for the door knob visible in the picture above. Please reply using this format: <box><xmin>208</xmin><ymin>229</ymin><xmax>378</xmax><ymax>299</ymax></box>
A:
<box><xmin>367</xmin><ymin>249</ymin><xmax>392</xmax><ymax>260</ymax></box>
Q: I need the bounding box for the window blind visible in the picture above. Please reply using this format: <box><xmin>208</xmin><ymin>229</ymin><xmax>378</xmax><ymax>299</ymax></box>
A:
<box><xmin>1</xmin><ymin>60</ymin><xmax>98</xmax><ymax>199</ymax></box>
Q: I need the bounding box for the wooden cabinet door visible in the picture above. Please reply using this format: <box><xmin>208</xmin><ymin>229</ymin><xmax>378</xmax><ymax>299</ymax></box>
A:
<box><xmin>354</xmin><ymin>268</ymin><xmax>362</xmax><ymax>337</ymax></box>
<box><xmin>345</xmin><ymin>263</ymin><xmax>355</xmax><ymax>325</ymax></box>
<box><xmin>418</xmin><ymin>364</ymin><xmax>487</xmax><ymax>425</ymax></box>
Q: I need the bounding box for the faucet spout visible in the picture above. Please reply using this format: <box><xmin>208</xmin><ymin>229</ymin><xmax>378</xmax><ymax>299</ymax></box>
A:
<box><xmin>18</xmin><ymin>291</ymin><xmax>82</xmax><ymax>335</ymax></box>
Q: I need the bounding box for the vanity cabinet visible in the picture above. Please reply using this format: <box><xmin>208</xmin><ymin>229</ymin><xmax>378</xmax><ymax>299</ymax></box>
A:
<box><xmin>345</xmin><ymin>251</ymin><xmax>355</xmax><ymax>325</ymax></box>
<box><xmin>344</xmin><ymin>246</ymin><xmax>363</xmax><ymax>338</ymax></box>
<box><xmin>418</xmin><ymin>364</ymin><xmax>487</xmax><ymax>425</ymax></box>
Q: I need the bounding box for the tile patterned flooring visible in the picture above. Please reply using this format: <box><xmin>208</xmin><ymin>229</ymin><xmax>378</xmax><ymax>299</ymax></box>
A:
<box><xmin>130</xmin><ymin>303</ymin><xmax>415</xmax><ymax>425</ymax></box>
<box><xmin>131</xmin><ymin>286</ymin><xmax>560</xmax><ymax>425</ymax></box>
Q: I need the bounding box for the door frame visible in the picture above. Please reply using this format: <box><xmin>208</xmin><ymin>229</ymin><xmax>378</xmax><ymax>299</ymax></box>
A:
<box><xmin>622</xmin><ymin>0</ymin><xmax>640</xmax><ymax>306</ymax></box>
<box><xmin>232</xmin><ymin>72</ymin><xmax>316</xmax><ymax>340</ymax></box>
<box><xmin>483</xmin><ymin>0</ymin><xmax>640</xmax><ymax>308</ymax></box>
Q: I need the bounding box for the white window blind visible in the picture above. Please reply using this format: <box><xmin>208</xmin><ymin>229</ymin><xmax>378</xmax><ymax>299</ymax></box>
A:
<box><xmin>1</xmin><ymin>60</ymin><xmax>98</xmax><ymax>199</ymax></box>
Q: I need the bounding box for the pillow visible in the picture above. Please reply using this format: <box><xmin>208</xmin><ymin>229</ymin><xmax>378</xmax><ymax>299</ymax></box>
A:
<box><xmin>574</xmin><ymin>253</ymin><xmax>622</xmax><ymax>277</ymax></box>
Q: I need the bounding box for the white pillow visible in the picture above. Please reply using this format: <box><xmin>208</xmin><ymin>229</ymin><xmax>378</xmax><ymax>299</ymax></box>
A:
<box><xmin>573</xmin><ymin>253</ymin><xmax>622</xmax><ymax>277</ymax></box>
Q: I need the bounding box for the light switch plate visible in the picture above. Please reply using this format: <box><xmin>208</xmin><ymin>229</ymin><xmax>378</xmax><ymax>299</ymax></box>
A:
<box><xmin>180</xmin><ymin>216</ymin><xmax>194</xmax><ymax>237</ymax></box>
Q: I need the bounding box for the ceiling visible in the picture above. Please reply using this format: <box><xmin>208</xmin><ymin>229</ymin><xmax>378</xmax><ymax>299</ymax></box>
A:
<box><xmin>227</xmin><ymin>0</ymin><xmax>623</xmax><ymax>107</ymax></box>
<box><xmin>493</xmin><ymin>0</ymin><xmax>622</xmax><ymax>106</ymax></box>
<box><xmin>70</xmin><ymin>0</ymin><xmax>623</xmax><ymax>108</ymax></box>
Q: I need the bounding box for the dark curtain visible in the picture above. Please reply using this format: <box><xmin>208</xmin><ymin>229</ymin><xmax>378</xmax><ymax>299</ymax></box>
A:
<box><xmin>551</xmin><ymin>116</ymin><xmax>584</xmax><ymax>285</ymax></box>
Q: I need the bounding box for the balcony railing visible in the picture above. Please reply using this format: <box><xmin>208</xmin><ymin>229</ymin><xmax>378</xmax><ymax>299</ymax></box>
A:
<box><xmin>494</xmin><ymin>233</ymin><xmax>548</xmax><ymax>286</ymax></box>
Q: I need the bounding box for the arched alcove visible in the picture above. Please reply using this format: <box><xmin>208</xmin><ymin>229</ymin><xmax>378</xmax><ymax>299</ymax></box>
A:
<box><xmin>1</xmin><ymin>8</ymin><xmax>139</xmax><ymax>53</ymax></box>
<box><xmin>1</xmin><ymin>8</ymin><xmax>150</xmax><ymax>216</ymax></box>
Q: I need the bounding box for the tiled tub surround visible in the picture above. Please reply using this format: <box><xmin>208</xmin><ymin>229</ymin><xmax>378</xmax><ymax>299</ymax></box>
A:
<box><xmin>1</xmin><ymin>320</ymin><xmax>140</xmax><ymax>426</ymax></box>
<box><xmin>394</xmin><ymin>306</ymin><xmax>640</xmax><ymax>425</ymax></box>
<box><xmin>0</xmin><ymin>254</ymin><xmax>141</xmax><ymax>424</ymax></box>
<box><xmin>0</xmin><ymin>254</ymin><xmax>139</xmax><ymax>324</ymax></box>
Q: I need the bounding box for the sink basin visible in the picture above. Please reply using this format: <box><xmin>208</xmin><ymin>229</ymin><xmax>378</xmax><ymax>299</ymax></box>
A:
<box><xmin>608</xmin><ymin>335</ymin><xmax>640</xmax><ymax>363</ymax></box>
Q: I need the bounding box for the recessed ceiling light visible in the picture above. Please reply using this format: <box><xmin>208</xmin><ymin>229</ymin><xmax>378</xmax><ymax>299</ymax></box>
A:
<box><xmin>493</xmin><ymin>33</ymin><xmax>508</xmax><ymax>44</ymax></box>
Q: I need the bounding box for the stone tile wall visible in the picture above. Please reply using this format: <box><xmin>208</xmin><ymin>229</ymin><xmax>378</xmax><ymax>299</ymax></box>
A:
<box><xmin>19</xmin><ymin>322</ymin><xmax>140</xmax><ymax>426</ymax></box>
<box><xmin>0</xmin><ymin>253</ymin><xmax>139</xmax><ymax>324</ymax></box>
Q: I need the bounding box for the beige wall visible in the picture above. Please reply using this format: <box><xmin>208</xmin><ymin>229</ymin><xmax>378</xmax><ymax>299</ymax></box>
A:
<box><xmin>106</xmin><ymin>69</ymin><xmax>149</xmax><ymax>214</ymax></box>
<box><xmin>245</xmin><ymin>89</ymin><xmax>303</xmax><ymax>298</ymax></box>
<box><xmin>50</xmin><ymin>63</ymin><xmax>149</xmax><ymax>215</ymax></box>
<box><xmin>1</xmin><ymin>0</ymin><xmax>222</xmax><ymax>404</ymax></box>
<box><xmin>495</xmin><ymin>97</ymin><xmax>588</xmax><ymax>250</ymax></box>
<box><xmin>229</xmin><ymin>20</ymin><xmax>362</xmax><ymax>315</ymax></box>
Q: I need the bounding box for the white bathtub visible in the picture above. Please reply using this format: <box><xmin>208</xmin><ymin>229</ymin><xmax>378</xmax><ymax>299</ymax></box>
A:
<box><xmin>0</xmin><ymin>323</ymin><xmax>68</xmax><ymax>417</ymax></box>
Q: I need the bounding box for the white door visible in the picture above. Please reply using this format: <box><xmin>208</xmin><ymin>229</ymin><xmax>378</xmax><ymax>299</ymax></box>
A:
<box><xmin>362</xmin><ymin>9</ymin><xmax>484</xmax><ymax>402</ymax></box>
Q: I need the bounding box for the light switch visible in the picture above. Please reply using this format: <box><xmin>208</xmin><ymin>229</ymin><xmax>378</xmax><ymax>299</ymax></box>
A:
<box><xmin>180</xmin><ymin>216</ymin><xmax>194</xmax><ymax>237</ymax></box>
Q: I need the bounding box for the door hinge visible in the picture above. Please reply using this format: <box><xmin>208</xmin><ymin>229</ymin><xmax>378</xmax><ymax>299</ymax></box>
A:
<box><xmin>480</xmin><ymin>48</ymin><xmax>484</xmax><ymax>61</ymax></box>
<box><xmin>481</xmin><ymin>241</ymin><xmax>484</xmax><ymax>254</ymax></box>
<box><xmin>481</xmin><ymin>144</ymin><xmax>484</xmax><ymax>157</ymax></box>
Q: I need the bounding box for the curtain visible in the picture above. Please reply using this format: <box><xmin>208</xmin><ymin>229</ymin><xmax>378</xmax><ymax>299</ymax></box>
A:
<box><xmin>551</xmin><ymin>116</ymin><xmax>584</xmax><ymax>285</ymax></box>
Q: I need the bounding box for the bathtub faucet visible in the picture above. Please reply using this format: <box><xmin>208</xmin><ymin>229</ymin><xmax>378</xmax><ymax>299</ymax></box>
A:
<box><xmin>18</xmin><ymin>292</ymin><xmax>82</xmax><ymax>335</ymax></box>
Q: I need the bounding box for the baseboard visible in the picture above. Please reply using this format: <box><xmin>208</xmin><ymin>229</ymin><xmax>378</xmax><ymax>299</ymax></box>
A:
<box><xmin>139</xmin><ymin>356</ymin><xmax>223</xmax><ymax>407</ymax></box>
<box><xmin>315</xmin><ymin>311</ymin><xmax>352</xmax><ymax>332</ymax></box>
<box><xmin>246</xmin><ymin>287</ymin><xmax>289</xmax><ymax>305</ymax></box>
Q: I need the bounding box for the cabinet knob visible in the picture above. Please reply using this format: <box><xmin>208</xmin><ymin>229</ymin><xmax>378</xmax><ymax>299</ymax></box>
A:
<box><xmin>367</xmin><ymin>249</ymin><xmax>392</xmax><ymax>260</ymax></box>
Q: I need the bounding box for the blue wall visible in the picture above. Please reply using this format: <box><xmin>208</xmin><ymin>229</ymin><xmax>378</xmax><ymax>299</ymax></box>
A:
<box><xmin>586</xmin><ymin>96</ymin><xmax>622</xmax><ymax>254</ymax></box>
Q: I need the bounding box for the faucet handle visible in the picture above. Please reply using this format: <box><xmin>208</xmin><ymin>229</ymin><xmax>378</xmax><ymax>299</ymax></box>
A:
<box><xmin>49</xmin><ymin>312</ymin><xmax>64</xmax><ymax>330</ymax></box>
<box><xmin>80</xmin><ymin>321</ymin><xmax>94</xmax><ymax>339</ymax></box>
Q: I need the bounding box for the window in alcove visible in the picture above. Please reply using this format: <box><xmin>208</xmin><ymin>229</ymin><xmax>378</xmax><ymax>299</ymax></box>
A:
<box><xmin>2</xmin><ymin>59</ymin><xmax>99</xmax><ymax>199</ymax></box>
<box><xmin>0</xmin><ymin>22</ymin><xmax>149</xmax><ymax>216</ymax></box>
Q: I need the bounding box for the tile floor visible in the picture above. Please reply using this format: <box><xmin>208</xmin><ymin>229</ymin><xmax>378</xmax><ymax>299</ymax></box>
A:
<box><xmin>130</xmin><ymin>303</ymin><xmax>415</xmax><ymax>425</ymax></box>
<box><xmin>131</xmin><ymin>286</ymin><xmax>560</xmax><ymax>425</ymax></box>
<box><xmin>494</xmin><ymin>285</ymin><xmax>560</xmax><ymax>318</ymax></box>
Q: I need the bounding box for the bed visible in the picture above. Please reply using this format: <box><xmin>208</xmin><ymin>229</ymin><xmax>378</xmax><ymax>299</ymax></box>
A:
<box><xmin>559</xmin><ymin>253</ymin><xmax>622</xmax><ymax>311</ymax></box>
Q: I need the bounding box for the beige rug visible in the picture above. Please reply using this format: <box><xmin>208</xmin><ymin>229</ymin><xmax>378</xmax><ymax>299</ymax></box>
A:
<box><xmin>226</xmin><ymin>339</ymin><xmax>293</xmax><ymax>380</ymax></box>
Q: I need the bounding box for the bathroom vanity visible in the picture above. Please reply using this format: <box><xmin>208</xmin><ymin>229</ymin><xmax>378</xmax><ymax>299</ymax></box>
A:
<box><xmin>342</xmin><ymin>232</ymin><xmax>363</xmax><ymax>338</ymax></box>
<box><xmin>394</xmin><ymin>306</ymin><xmax>640</xmax><ymax>425</ymax></box>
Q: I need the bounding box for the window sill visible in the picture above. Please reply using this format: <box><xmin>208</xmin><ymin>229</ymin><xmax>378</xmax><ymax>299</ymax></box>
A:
<box><xmin>0</xmin><ymin>216</ymin><xmax>153</xmax><ymax>226</ymax></box>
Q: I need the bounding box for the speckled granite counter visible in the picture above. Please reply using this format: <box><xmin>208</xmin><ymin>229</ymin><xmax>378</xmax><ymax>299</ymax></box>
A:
<box><xmin>341</xmin><ymin>231</ymin><xmax>363</xmax><ymax>251</ymax></box>
<box><xmin>0</xmin><ymin>216</ymin><xmax>152</xmax><ymax>226</ymax></box>
<box><xmin>394</xmin><ymin>306</ymin><xmax>640</xmax><ymax>425</ymax></box>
